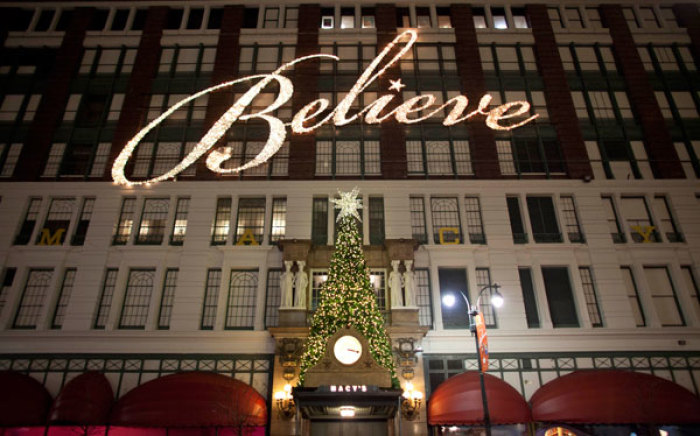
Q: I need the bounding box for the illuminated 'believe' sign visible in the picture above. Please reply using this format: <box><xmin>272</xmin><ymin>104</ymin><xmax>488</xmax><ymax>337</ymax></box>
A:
<box><xmin>112</xmin><ymin>30</ymin><xmax>538</xmax><ymax>186</ymax></box>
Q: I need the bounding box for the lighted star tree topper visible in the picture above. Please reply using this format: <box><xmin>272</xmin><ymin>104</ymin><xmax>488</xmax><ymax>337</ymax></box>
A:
<box><xmin>298</xmin><ymin>188</ymin><xmax>398</xmax><ymax>387</ymax></box>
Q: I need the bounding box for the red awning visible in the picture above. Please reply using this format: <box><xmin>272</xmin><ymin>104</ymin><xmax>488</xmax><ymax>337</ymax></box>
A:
<box><xmin>110</xmin><ymin>372</ymin><xmax>267</xmax><ymax>427</ymax></box>
<box><xmin>0</xmin><ymin>371</ymin><xmax>52</xmax><ymax>427</ymax></box>
<box><xmin>531</xmin><ymin>370</ymin><xmax>700</xmax><ymax>424</ymax></box>
<box><xmin>50</xmin><ymin>371</ymin><xmax>114</xmax><ymax>425</ymax></box>
<box><xmin>428</xmin><ymin>371</ymin><xmax>531</xmax><ymax>425</ymax></box>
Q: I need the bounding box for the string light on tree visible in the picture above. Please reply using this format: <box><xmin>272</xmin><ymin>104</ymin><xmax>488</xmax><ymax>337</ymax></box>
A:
<box><xmin>299</xmin><ymin>188</ymin><xmax>398</xmax><ymax>388</ymax></box>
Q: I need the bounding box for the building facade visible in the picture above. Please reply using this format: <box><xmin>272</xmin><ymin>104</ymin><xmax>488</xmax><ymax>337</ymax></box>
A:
<box><xmin>1</xmin><ymin>0</ymin><xmax>700</xmax><ymax>434</ymax></box>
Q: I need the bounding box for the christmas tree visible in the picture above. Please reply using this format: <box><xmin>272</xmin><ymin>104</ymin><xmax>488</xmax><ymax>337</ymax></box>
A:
<box><xmin>298</xmin><ymin>188</ymin><xmax>398</xmax><ymax>387</ymax></box>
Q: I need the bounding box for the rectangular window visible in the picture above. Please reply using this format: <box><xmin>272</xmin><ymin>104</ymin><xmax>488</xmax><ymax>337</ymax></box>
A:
<box><xmin>415</xmin><ymin>269</ymin><xmax>433</xmax><ymax>328</ymax></box>
<box><xmin>284</xmin><ymin>7</ymin><xmax>298</xmax><ymax>28</ymax></box>
<box><xmin>211</xmin><ymin>198</ymin><xmax>231</xmax><ymax>245</ymax></box>
<box><xmin>186</xmin><ymin>8</ymin><xmax>204</xmax><ymax>29</ymax></box>
<box><xmin>265</xmin><ymin>269</ymin><xmax>281</xmax><ymax>328</ymax></box>
<box><xmin>548</xmin><ymin>7</ymin><xmax>563</xmax><ymax>29</ymax></box>
<box><xmin>406</xmin><ymin>140</ymin><xmax>472</xmax><ymax>176</ymax></box>
<box><xmin>519</xmin><ymin>268</ymin><xmax>540</xmax><ymax>328</ymax></box>
<box><xmin>653</xmin><ymin>195</ymin><xmax>683</xmax><ymax>242</ymax></box>
<box><xmin>439</xmin><ymin>268</ymin><xmax>469</xmax><ymax>329</ymax></box>
<box><xmin>312</xmin><ymin>198</ymin><xmax>329</xmax><ymax>245</ymax></box>
<box><xmin>475</xmin><ymin>268</ymin><xmax>497</xmax><ymax>327</ymax></box>
<box><xmin>681</xmin><ymin>266</ymin><xmax>700</xmax><ymax>322</ymax></box>
<box><xmin>311</xmin><ymin>270</ymin><xmax>328</xmax><ymax>311</ymax></box>
<box><xmin>512</xmin><ymin>7</ymin><xmax>529</xmax><ymax>28</ymax></box>
<box><xmin>37</xmin><ymin>198</ymin><xmax>74</xmax><ymax>246</ymax></box>
<box><xmin>263</xmin><ymin>7</ymin><xmax>279</xmax><ymax>28</ymax></box>
<box><xmin>369</xmin><ymin>197</ymin><xmax>385</xmax><ymax>245</ymax></box>
<box><xmin>158</xmin><ymin>269</ymin><xmax>177</xmax><ymax>330</ymax></box>
<box><xmin>602</xmin><ymin>196</ymin><xmax>625</xmax><ymax>243</ymax></box>
<box><xmin>71</xmin><ymin>198</ymin><xmax>94</xmax><ymax>246</ymax></box>
<box><xmin>464</xmin><ymin>196</ymin><xmax>486</xmax><ymax>244</ymax></box>
<box><xmin>0</xmin><ymin>268</ymin><xmax>17</xmax><ymax>317</ymax></box>
<box><xmin>226</xmin><ymin>270</ymin><xmax>258</xmax><ymax>329</ymax></box>
<box><xmin>579</xmin><ymin>267</ymin><xmax>603</xmax><ymax>327</ymax></box>
<box><xmin>170</xmin><ymin>197</ymin><xmax>189</xmax><ymax>245</ymax></box>
<box><xmin>270</xmin><ymin>198</ymin><xmax>286</xmax><ymax>244</ymax></box>
<box><xmin>0</xmin><ymin>143</ymin><xmax>23</xmax><ymax>178</ymax></box>
<box><xmin>51</xmin><ymin>268</ymin><xmax>75</xmax><ymax>329</ymax></box>
<box><xmin>560</xmin><ymin>196</ymin><xmax>584</xmax><ymax>243</ymax></box>
<box><xmin>370</xmin><ymin>269</ymin><xmax>387</xmax><ymax>313</ymax></box>
<box><xmin>410</xmin><ymin>197</ymin><xmax>428</xmax><ymax>244</ymax></box>
<box><xmin>136</xmin><ymin>198</ymin><xmax>169</xmax><ymax>245</ymax></box>
<box><xmin>119</xmin><ymin>269</ymin><xmax>155</xmax><ymax>329</ymax></box>
<box><xmin>14</xmin><ymin>198</ymin><xmax>41</xmax><ymax>245</ymax></box>
<box><xmin>416</xmin><ymin>7</ymin><xmax>431</xmax><ymax>28</ymax></box>
<box><xmin>235</xmin><ymin>198</ymin><xmax>265</xmax><ymax>245</ymax></box>
<box><xmin>113</xmin><ymin>197</ymin><xmax>135</xmax><ymax>245</ymax></box>
<box><xmin>644</xmin><ymin>267</ymin><xmax>684</xmax><ymax>326</ymax></box>
<box><xmin>437</xmin><ymin>7</ymin><xmax>451</xmax><ymax>28</ymax></box>
<box><xmin>361</xmin><ymin>7</ymin><xmax>375</xmax><ymax>28</ymax></box>
<box><xmin>13</xmin><ymin>269</ymin><xmax>53</xmax><ymax>329</ymax></box>
<box><xmin>542</xmin><ymin>267</ymin><xmax>579</xmax><ymax>327</ymax></box>
<box><xmin>396</xmin><ymin>7</ymin><xmax>410</xmax><ymax>27</ymax></box>
<box><xmin>621</xmin><ymin>267</ymin><xmax>645</xmax><ymax>327</ymax></box>
<box><xmin>44</xmin><ymin>142</ymin><xmax>111</xmax><ymax>178</ymax></box>
<box><xmin>507</xmin><ymin>196</ymin><xmax>527</xmax><ymax>244</ymax></box>
<box><xmin>202</xmin><ymin>269</ymin><xmax>221</xmax><ymax>330</ymax></box>
<box><xmin>431</xmin><ymin>197</ymin><xmax>462</xmax><ymax>244</ymax></box>
<box><xmin>473</xmin><ymin>7</ymin><xmax>487</xmax><ymax>28</ymax></box>
<box><xmin>94</xmin><ymin>269</ymin><xmax>117</xmax><ymax>329</ymax></box>
<box><xmin>315</xmin><ymin>140</ymin><xmax>380</xmax><ymax>176</ymax></box>
<box><xmin>620</xmin><ymin>196</ymin><xmax>659</xmax><ymax>243</ymax></box>
<box><xmin>341</xmin><ymin>7</ymin><xmax>355</xmax><ymax>29</ymax></box>
<box><xmin>565</xmin><ymin>7</ymin><xmax>583</xmax><ymax>28</ymax></box>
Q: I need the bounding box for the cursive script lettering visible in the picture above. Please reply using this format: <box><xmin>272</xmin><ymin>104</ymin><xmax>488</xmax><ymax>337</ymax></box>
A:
<box><xmin>112</xmin><ymin>30</ymin><xmax>538</xmax><ymax>186</ymax></box>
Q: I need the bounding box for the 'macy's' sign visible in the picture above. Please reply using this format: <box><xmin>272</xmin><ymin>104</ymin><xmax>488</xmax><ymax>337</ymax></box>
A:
<box><xmin>112</xmin><ymin>30</ymin><xmax>538</xmax><ymax>186</ymax></box>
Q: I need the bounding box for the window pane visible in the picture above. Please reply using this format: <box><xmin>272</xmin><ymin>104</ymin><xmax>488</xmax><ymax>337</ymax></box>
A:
<box><xmin>202</xmin><ymin>269</ymin><xmax>221</xmax><ymax>329</ymax></box>
<box><xmin>312</xmin><ymin>198</ymin><xmax>328</xmax><ymax>245</ymax></box>
<box><xmin>621</xmin><ymin>267</ymin><xmax>645</xmax><ymax>327</ymax></box>
<box><xmin>542</xmin><ymin>267</ymin><xmax>578</xmax><ymax>327</ymax></box>
<box><xmin>270</xmin><ymin>198</ymin><xmax>287</xmax><ymax>244</ymax></box>
<box><xmin>415</xmin><ymin>269</ymin><xmax>433</xmax><ymax>328</ymax></box>
<box><xmin>439</xmin><ymin>268</ymin><xmax>469</xmax><ymax>329</ymax></box>
<box><xmin>51</xmin><ymin>269</ymin><xmax>76</xmax><ymax>329</ymax></box>
<box><xmin>158</xmin><ymin>269</ymin><xmax>178</xmax><ymax>329</ymax></box>
<box><xmin>119</xmin><ymin>269</ymin><xmax>155</xmax><ymax>329</ymax></box>
<box><xmin>265</xmin><ymin>269</ymin><xmax>281</xmax><ymax>328</ymax></box>
<box><xmin>431</xmin><ymin>197</ymin><xmax>461</xmax><ymax>244</ymax></box>
<box><xmin>464</xmin><ymin>196</ymin><xmax>486</xmax><ymax>244</ymax></box>
<box><xmin>136</xmin><ymin>199</ymin><xmax>169</xmax><ymax>245</ymax></box>
<box><xmin>579</xmin><ymin>267</ymin><xmax>602</xmax><ymax>327</ymax></box>
<box><xmin>644</xmin><ymin>267</ymin><xmax>684</xmax><ymax>326</ymax></box>
<box><xmin>410</xmin><ymin>197</ymin><xmax>427</xmax><ymax>244</ymax></box>
<box><xmin>14</xmin><ymin>269</ymin><xmax>53</xmax><ymax>329</ymax></box>
<box><xmin>211</xmin><ymin>198</ymin><xmax>231</xmax><ymax>245</ymax></box>
<box><xmin>226</xmin><ymin>270</ymin><xmax>258</xmax><ymax>329</ymax></box>
<box><xmin>114</xmin><ymin>198</ymin><xmax>135</xmax><ymax>245</ymax></box>
<box><xmin>519</xmin><ymin>268</ymin><xmax>539</xmax><ymax>328</ymax></box>
<box><xmin>235</xmin><ymin>198</ymin><xmax>265</xmax><ymax>245</ymax></box>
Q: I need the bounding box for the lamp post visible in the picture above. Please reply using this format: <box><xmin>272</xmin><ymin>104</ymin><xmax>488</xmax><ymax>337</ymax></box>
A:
<box><xmin>442</xmin><ymin>283</ymin><xmax>504</xmax><ymax>436</ymax></box>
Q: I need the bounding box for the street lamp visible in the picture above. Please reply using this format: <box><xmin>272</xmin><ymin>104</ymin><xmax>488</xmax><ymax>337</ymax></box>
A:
<box><xmin>442</xmin><ymin>283</ymin><xmax>503</xmax><ymax>436</ymax></box>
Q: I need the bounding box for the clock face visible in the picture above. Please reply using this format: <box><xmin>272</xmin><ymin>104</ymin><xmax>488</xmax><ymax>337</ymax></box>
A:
<box><xmin>333</xmin><ymin>335</ymin><xmax>363</xmax><ymax>365</ymax></box>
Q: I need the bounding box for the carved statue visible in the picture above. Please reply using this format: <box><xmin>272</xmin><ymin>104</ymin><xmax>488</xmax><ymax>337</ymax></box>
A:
<box><xmin>389</xmin><ymin>260</ymin><xmax>403</xmax><ymax>308</ymax></box>
<box><xmin>280</xmin><ymin>260</ymin><xmax>294</xmax><ymax>308</ymax></box>
<box><xmin>403</xmin><ymin>260</ymin><xmax>416</xmax><ymax>307</ymax></box>
<box><xmin>294</xmin><ymin>261</ymin><xmax>309</xmax><ymax>309</ymax></box>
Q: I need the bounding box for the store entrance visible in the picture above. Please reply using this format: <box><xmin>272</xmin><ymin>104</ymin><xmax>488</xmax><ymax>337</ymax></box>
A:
<box><xmin>311</xmin><ymin>420</ymin><xmax>388</xmax><ymax>436</ymax></box>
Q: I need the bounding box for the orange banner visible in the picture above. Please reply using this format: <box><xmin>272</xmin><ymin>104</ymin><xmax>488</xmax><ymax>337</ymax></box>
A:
<box><xmin>474</xmin><ymin>313</ymin><xmax>488</xmax><ymax>371</ymax></box>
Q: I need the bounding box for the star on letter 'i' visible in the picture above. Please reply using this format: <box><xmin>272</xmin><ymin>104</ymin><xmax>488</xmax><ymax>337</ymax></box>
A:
<box><xmin>388</xmin><ymin>78</ymin><xmax>406</xmax><ymax>92</ymax></box>
<box><xmin>331</xmin><ymin>187</ymin><xmax>363</xmax><ymax>222</ymax></box>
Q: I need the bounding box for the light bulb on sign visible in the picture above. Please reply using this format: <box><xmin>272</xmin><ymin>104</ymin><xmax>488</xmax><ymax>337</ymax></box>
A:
<box><xmin>112</xmin><ymin>30</ymin><xmax>538</xmax><ymax>186</ymax></box>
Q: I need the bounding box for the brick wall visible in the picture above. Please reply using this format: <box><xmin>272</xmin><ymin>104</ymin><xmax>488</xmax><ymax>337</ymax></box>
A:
<box><xmin>107</xmin><ymin>7</ymin><xmax>169</xmax><ymax>180</ymax></box>
<box><xmin>527</xmin><ymin>4</ymin><xmax>592</xmax><ymax>180</ymax></box>
<box><xmin>288</xmin><ymin>4</ymin><xmax>321</xmax><ymax>179</ymax></box>
<box><xmin>450</xmin><ymin>4</ymin><xmax>500</xmax><ymax>178</ymax></box>
<box><xmin>600</xmin><ymin>5</ymin><xmax>684</xmax><ymax>179</ymax></box>
<box><xmin>16</xmin><ymin>8</ymin><xmax>93</xmax><ymax>180</ymax></box>
<box><xmin>197</xmin><ymin>6</ymin><xmax>244</xmax><ymax>180</ymax></box>
<box><xmin>376</xmin><ymin>3</ymin><xmax>407</xmax><ymax>179</ymax></box>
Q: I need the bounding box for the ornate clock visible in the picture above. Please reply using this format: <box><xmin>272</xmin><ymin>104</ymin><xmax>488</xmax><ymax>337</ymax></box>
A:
<box><xmin>333</xmin><ymin>335</ymin><xmax>363</xmax><ymax>365</ymax></box>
